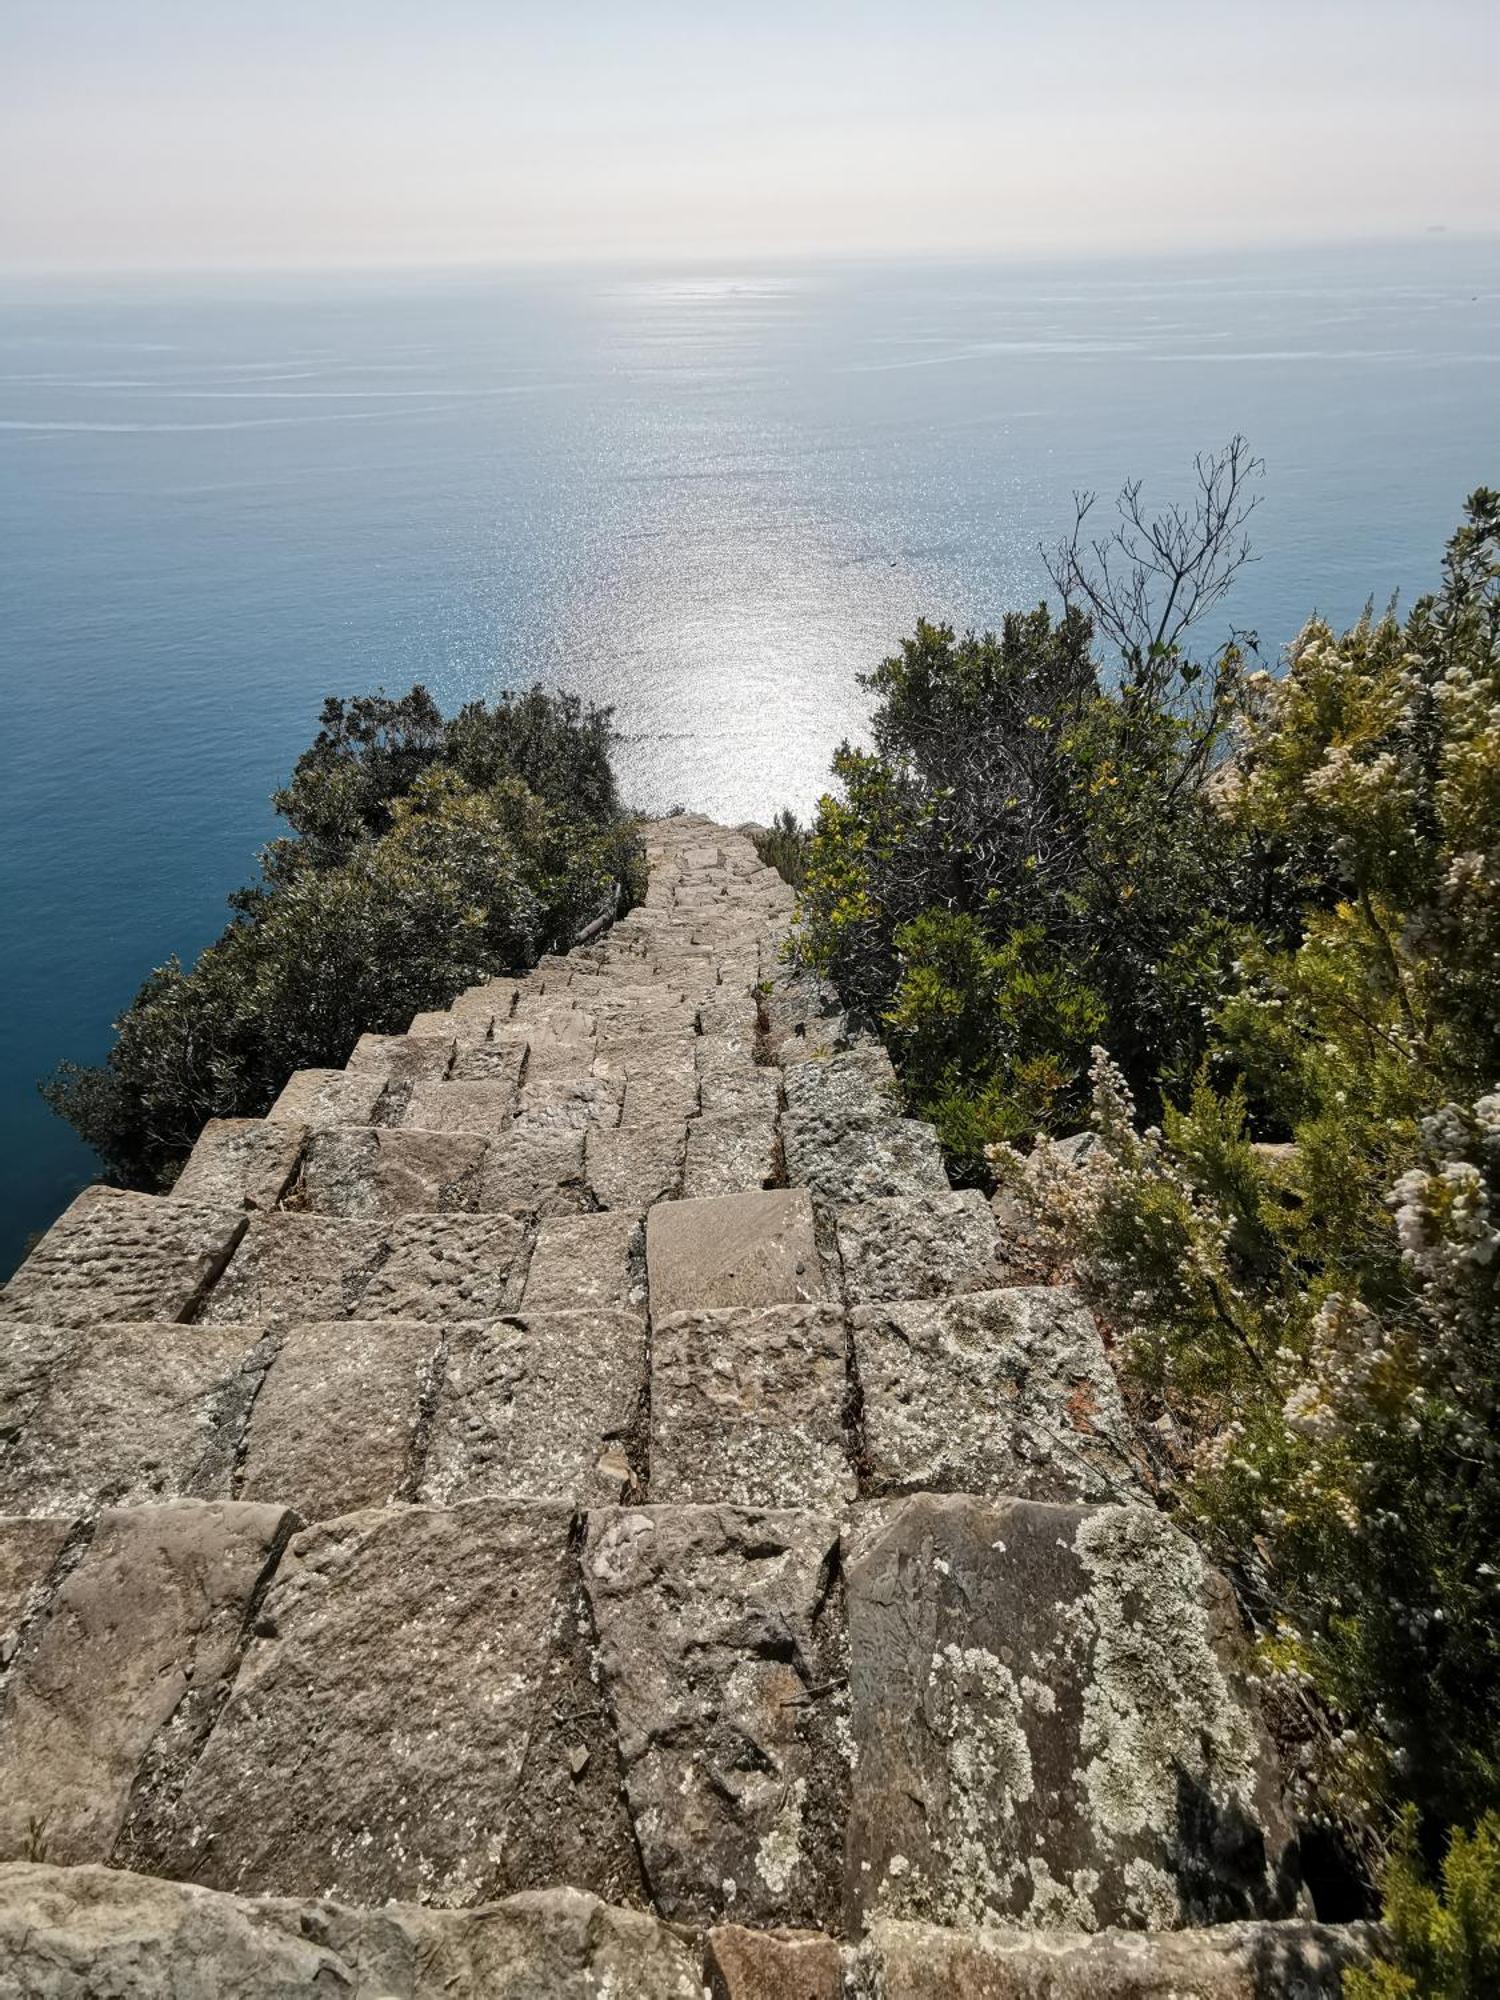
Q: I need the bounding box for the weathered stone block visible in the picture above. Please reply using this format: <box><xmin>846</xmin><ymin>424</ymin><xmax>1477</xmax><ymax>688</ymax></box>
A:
<box><xmin>0</xmin><ymin>1866</ymin><xmax>707</xmax><ymax>1998</ymax></box>
<box><xmin>300</xmin><ymin>1126</ymin><xmax>487</xmax><ymax>1217</ymax></box>
<box><xmin>700</xmin><ymin>1068</ymin><xmax>781</xmax><ymax>1117</ymax></box>
<box><xmin>404</xmin><ymin>1079</ymin><xmax>517</xmax><ymax>1138</ymax></box>
<box><xmin>198</xmin><ymin>1214</ymin><xmax>388</xmax><ymax>1324</ymax></box>
<box><xmin>706</xmin><ymin>1924</ymin><xmax>845</xmax><ymax>2000</ymax></box>
<box><xmin>0</xmin><ymin>1517</ymin><xmax>72</xmax><ymax>1668</ymax></box>
<box><xmin>522</xmin><ymin>1211</ymin><xmax>647</xmax><ymax>1316</ymax></box>
<box><xmin>156</xmin><ymin>1500</ymin><xmax>574</xmax><ymax>1905</ymax></box>
<box><xmin>586</xmin><ymin>1122</ymin><xmax>687</xmax><ymax>1209</ymax></box>
<box><xmin>477</xmin><ymin>1127</ymin><xmax>589</xmax><ymax>1216</ymax></box>
<box><xmin>0</xmin><ymin>1325</ymin><xmax>258</xmax><ymax>1515</ymax></box>
<box><xmin>172</xmin><ymin>1118</ymin><xmax>307</xmax><ymax>1211</ymax></box>
<box><xmin>835</xmin><ymin>1190</ymin><xmax>1003</xmax><ymax>1306</ymax></box>
<box><xmin>852</xmin><ymin>1286</ymin><xmax>1135</xmax><ymax>1503</ymax></box>
<box><xmin>856</xmin><ymin>1916</ymin><xmax>1374</xmax><ymax>1998</ymax></box>
<box><xmin>266</xmin><ymin>1068</ymin><xmax>385</xmax><ymax>1126</ymax></box>
<box><xmin>645</xmin><ymin>1190</ymin><xmax>825</xmax><ymax>1319</ymax></box>
<box><xmin>843</xmin><ymin>1494</ymin><xmax>1299</xmax><ymax>1935</ymax></box>
<box><xmin>237</xmin><ymin>1321</ymin><xmax>441</xmax><ymax>1518</ymax></box>
<box><xmin>782</xmin><ymin>1111</ymin><xmax>949</xmax><ymax>1204</ymax></box>
<box><xmin>592</xmin><ymin>1029</ymin><xmax>699</xmax><ymax>1083</ymax></box>
<box><xmin>584</xmin><ymin>1505</ymin><xmax>847</xmax><ymax>1927</ymax></box>
<box><xmin>0</xmin><ymin>1502</ymin><xmax>292</xmax><ymax>1867</ymax></box>
<box><xmin>516</xmin><ymin>1076</ymin><xmax>622</xmax><ymax>1132</ymax></box>
<box><xmin>408</xmin><ymin>1005</ymin><xmax>496</xmax><ymax>1040</ymax></box>
<box><xmin>681</xmin><ymin>1107</ymin><xmax>779</xmax><ymax>1198</ymax></box>
<box><xmin>781</xmin><ymin>1046</ymin><xmax>898</xmax><ymax>1121</ymax></box>
<box><xmin>449</xmin><ymin>1032</ymin><xmax>528</xmax><ymax>1086</ymax></box>
<box><xmin>359</xmin><ymin>1215</ymin><xmax>532</xmax><ymax>1322</ymax></box>
<box><xmin>620</xmin><ymin>1073</ymin><xmax>700</xmax><ymax>1128</ymax></box>
<box><xmin>346</xmin><ymin>1030</ymin><xmax>456</xmax><ymax>1089</ymax></box>
<box><xmin>651</xmin><ymin>1306</ymin><xmax>853</xmax><ymax>1508</ymax></box>
<box><xmin>422</xmin><ymin>1310</ymin><xmax>645</xmax><ymax>1506</ymax></box>
<box><xmin>0</xmin><ymin>1189</ymin><xmax>246</xmax><ymax>1330</ymax></box>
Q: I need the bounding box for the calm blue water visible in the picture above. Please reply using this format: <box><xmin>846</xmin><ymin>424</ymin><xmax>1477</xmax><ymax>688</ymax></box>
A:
<box><xmin>3</xmin><ymin>241</ymin><xmax>1498</xmax><ymax>1274</ymax></box>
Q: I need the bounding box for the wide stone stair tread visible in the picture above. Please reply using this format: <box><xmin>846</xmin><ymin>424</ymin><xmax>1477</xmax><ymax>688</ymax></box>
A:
<box><xmin>0</xmin><ymin>814</ymin><xmax>1372</xmax><ymax>1991</ymax></box>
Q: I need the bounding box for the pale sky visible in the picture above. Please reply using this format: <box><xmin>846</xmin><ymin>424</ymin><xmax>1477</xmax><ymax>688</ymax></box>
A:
<box><xmin>2</xmin><ymin>0</ymin><xmax>1496</xmax><ymax>270</ymax></box>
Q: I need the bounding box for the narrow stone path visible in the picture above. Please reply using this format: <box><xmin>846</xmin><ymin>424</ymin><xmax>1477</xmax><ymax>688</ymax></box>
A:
<box><xmin>0</xmin><ymin>816</ymin><xmax>1373</xmax><ymax>1994</ymax></box>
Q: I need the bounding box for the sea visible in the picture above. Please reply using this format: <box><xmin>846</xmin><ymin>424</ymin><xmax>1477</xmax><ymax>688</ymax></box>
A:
<box><xmin>3</xmin><ymin>239</ymin><xmax>1498</xmax><ymax>1275</ymax></box>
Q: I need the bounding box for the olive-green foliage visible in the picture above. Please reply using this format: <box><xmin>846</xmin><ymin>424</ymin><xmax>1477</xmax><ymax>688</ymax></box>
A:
<box><xmin>1347</xmin><ymin>1812</ymin><xmax>1500</xmax><ymax>1999</ymax></box>
<box><xmin>751</xmin><ymin>808</ymin><xmax>810</xmax><ymax>890</ymax></box>
<box><xmin>45</xmin><ymin>685</ymin><xmax>642</xmax><ymax>1189</ymax></box>
<box><xmin>1003</xmin><ymin>493</ymin><xmax>1500</xmax><ymax>1861</ymax></box>
<box><xmin>792</xmin><ymin>605</ymin><xmax>1247</xmax><ymax>1166</ymax></box>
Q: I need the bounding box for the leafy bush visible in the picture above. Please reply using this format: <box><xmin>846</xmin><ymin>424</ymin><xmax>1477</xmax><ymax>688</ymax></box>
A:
<box><xmin>991</xmin><ymin>492</ymin><xmax>1500</xmax><ymax>1866</ymax></box>
<box><xmin>751</xmin><ymin>808</ymin><xmax>810</xmax><ymax>889</ymax></box>
<box><xmin>45</xmin><ymin>685</ymin><xmax>643</xmax><ymax>1189</ymax></box>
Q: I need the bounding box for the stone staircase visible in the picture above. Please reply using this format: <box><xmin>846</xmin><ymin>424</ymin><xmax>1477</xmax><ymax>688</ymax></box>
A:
<box><xmin>0</xmin><ymin>815</ymin><xmax>1372</xmax><ymax>1996</ymax></box>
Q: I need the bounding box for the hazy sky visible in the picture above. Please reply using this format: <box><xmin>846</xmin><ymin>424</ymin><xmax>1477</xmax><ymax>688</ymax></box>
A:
<box><xmin>3</xmin><ymin>0</ymin><xmax>1496</xmax><ymax>269</ymax></box>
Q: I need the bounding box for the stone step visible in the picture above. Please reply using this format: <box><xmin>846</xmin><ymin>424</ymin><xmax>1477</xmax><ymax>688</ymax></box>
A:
<box><xmin>0</xmin><ymin>1493</ymin><xmax>1298</xmax><ymax>1937</ymax></box>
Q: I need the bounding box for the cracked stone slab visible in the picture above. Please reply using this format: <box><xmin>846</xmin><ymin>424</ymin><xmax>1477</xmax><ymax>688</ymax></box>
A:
<box><xmin>681</xmin><ymin>1107</ymin><xmax>779</xmax><ymax>1199</ymax></box>
<box><xmin>478</xmin><ymin>1127</ymin><xmax>590</xmax><ymax>1216</ymax></box>
<box><xmin>171</xmin><ymin>1118</ymin><xmax>308</xmax><ymax>1211</ymax></box>
<box><xmin>0</xmin><ymin>1501</ymin><xmax>292</xmax><ymax>1867</ymax></box>
<box><xmin>522</xmin><ymin>1210</ymin><xmax>647</xmax><ymax>1316</ymax></box>
<box><xmin>586</xmin><ymin>1121</ymin><xmax>687</xmax><ymax>1209</ymax></box>
<box><xmin>0</xmin><ymin>1189</ymin><xmax>246</xmax><ymax>1330</ymax></box>
<box><xmin>782</xmin><ymin>1111</ymin><xmax>950</xmax><ymax>1205</ymax></box>
<box><xmin>346</xmin><ymin>1030</ymin><xmax>457</xmax><ymax>1091</ymax></box>
<box><xmin>855</xmin><ymin>1916</ymin><xmax>1375</xmax><ymax>1998</ymax></box>
<box><xmin>834</xmin><ymin>1191</ymin><xmax>1004</xmax><ymax>1306</ymax></box>
<box><xmin>203</xmin><ymin>1213</ymin><xmax>529</xmax><ymax>1325</ymax></box>
<box><xmin>645</xmin><ymin>1190</ymin><xmax>826</xmax><ymax>1319</ymax></box>
<box><xmin>585</xmin><ymin>1504</ymin><xmax>847</xmax><ymax>1928</ymax></box>
<box><xmin>237</xmin><ymin>1321</ymin><xmax>441</xmax><ymax>1519</ymax></box>
<box><xmin>403</xmin><ymin>1079</ymin><xmax>517</xmax><ymax>1138</ymax></box>
<box><xmin>651</xmin><ymin>1306</ymin><xmax>853</xmax><ymax>1508</ymax></box>
<box><xmin>0</xmin><ymin>1324</ymin><xmax>260</xmax><ymax>1515</ymax></box>
<box><xmin>266</xmin><ymin>1067</ymin><xmax>385</xmax><ymax>1126</ymax></box>
<box><xmin>0</xmin><ymin>1517</ymin><xmax>74</xmax><ymax>1671</ymax></box>
<box><xmin>421</xmin><ymin>1310</ymin><xmax>644</xmax><ymax>1507</ymax></box>
<box><xmin>153</xmin><ymin>1500</ymin><xmax>575</xmax><ymax>1905</ymax></box>
<box><xmin>0</xmin><ymin>1867</ymin><xmax>707</xmax><ymax>1999</ymax></box>
<box><xmin>852</xmin><ymin>1287</ymin><xmax>1137</xmax><ymax>1503</ymax></box>
<box><xmin>299</xmin><ymin>1126</ymin><xmax>487</xmax><ymax>1217</ymax></box>
<box><xmin>842</xmin><ymin>1493</ymin><xmax>1299</xmax><ymax>1936</ymax></box>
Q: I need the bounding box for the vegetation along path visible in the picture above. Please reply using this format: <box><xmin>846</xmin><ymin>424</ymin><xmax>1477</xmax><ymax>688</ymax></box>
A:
<box><xmin>0</xmin><ymin>815</ymin><xmax>1377</xmax><ymax>1994</ymax></box>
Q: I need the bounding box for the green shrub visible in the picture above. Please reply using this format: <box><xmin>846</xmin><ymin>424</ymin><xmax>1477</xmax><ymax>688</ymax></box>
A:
<box><xmin>1348</xmin><ymin>1812</ymin><xmax>1500</xmax><ymax>1999</ymax></box>
<box><xmin>44</xmin><ymin>685</ymin><xmax>641</xmax><ymax>1189</ymax></box>
<box><xmin>752</xmin><ymin>808</ymin><xmax>810</xmax><ymax>889</ymax></box>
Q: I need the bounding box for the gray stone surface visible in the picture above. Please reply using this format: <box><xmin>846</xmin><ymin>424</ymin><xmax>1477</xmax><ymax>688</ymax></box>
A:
<box><xmin>585</xmin><ymin>1505</ymin><xmax>847</xmax><ymax>1928</ymax></box>
<box><xmin>682</xmin><ymin>1107</ymin><xmax>779</xmax><ymax>1198</ymax></box>
<box><xmin>856</xmin><ymin>1916</ymin><xmax>1375</xmax><ymax>1998</ymax></box>
<box><xmin>516</xmin><ymin>1076</ymin><xmax>622</xmax><ymax>1132</ymax></box>
<box><xmin>592</xmin><ymin>1029</ymin><xmax>699</xmax><ymax>1083</ymax></box>
<box><xmin>651</xmin><ymin>1306</ymin><xmax>853</xmax><ymax>1508</ymax></box>
<box><xmin>0</xmin><ymin>1866</ymin><xmax>706</xmax><ymax>1999</ymax></box>
<box><xmin>346</xmin><ymin>1030</ymin><xmax>457</xmax><ymax>1091</ymax></box>
<box><xmin>404</xmin><ymin>1079</ymin><xmax>517</xmax><ymax>1138</ymax></box>
<box><xmin>237</xmin><ymin>1320</ymin><xmax>440</xmax><ymax>1518</ymax></box>
<box><xmin>156</xmin><ymin>1500</ymin><xmax>573</xmax><ymax>1905</ymax></box>
<box><xmin>0</xmin><ymin>1501</ymin><xmax>291</xmax><ymax>1866</ymax></box>
<box><xmin>478</xmin><ymin>1126</ymin><xmax>589</xmax><ymax>1215</ymax></box>
<box><xmin>300</xmin><ymin>1125</ymin><xmax>487</xmax><ymax>1217</ymax></box>
<box><xmin>843</xmin><ymin>1494</ymin><xmax>1299</xmax><ymax>1935</ymax></box>
<box><xmin>171</xmin><ymin>1118</ymin><xmax>308</xmax><ymax>1210</ymax></box>
<box><xmin>0</xmin><ymin>1321</ymin><xmax>74</xmax><ymax>1444</ymax></box>
<box><xmin>266</xmin><ymin>1067</ymin><xmax>385</xmax><ymax>1126</ymax></box>
<box><xmin>646</xmin><ymin>1190</ymin><xmax>826</xmax><ymax>1319</ymax></box>
<box><xmin>621</xmin><ymin>1074</ymin><xmax>700</xmax><ymax>1128</ymax></box>
<box><xmin>587</xmin><ymin>1121</ymin><xmax>687</xmax><ymax>1209</ymax></box>
<box><xmin>700</xmin><ymin>1068</ymin><xmax>781</xmax><ymax>1117</ymax></box>
<box><xmin>782</xmin><ymin>1047</ymin><xmax>899</xmax><ymax>1123</ymax></box>
<box><xmin>0</xmin><ymin>1190</ymin><xmax>246</xmax><ymax>1330</ymax></box>
<box><xmin>835</xmin><ymin>1191</ymin><xmax>1005</xmax><ymax>1306</ymax></box>
<box><xmin>0</xmin><ymin>1325</ymin><xmax>258</xmax><ymax>1514</ymax></box>
<box><xmin>0</xmin><ymin>1516</ymin><xmax>72</xmax><ymax>1670</ymax></box>
<box><xmin>450</xmin><ymin>1033</ymin><xmax>529</xmax><ymax>1086</ymax></box>
<box><xmin>408</xmin><ymin>1005</ymin><xmax>497</xmax><ymax>1040</ymax></box>
<box><xmin>199</xmin><ymin>1214</ymin><xmax>388</xmax><ymax>1324</ymax></box>
<box><xmin>782</xmin><ymin>1111</ymin><xmax>950</xmax><ymax>1205</ymax></box>
<box><xmin>522</xmin><ymin>1210</ymin><xmax>647</xmax><ymax>1316</ymax></box>
<box><xmin>358</xmin><ymin>1215</ymin><xmax>533</xmax><ymax>1322</ymax></box>
<box><xmin>853</xmin><ymin>1287</ymin><xmax>1137</xmax><ymax>1503</ymax></box>
<box><xmin>422</xmin><ymin>1310</ymin><xmax>645</xmax><ymax>1505</ymax></box>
